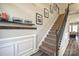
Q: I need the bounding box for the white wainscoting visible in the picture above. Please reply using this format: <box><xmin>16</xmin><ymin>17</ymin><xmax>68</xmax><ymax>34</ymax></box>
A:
<box><xmin>0</xmin><ymin>34</ymin><xmax>37</xmax><ymax>56</ymax></box>
<box><xmin>0</xmin><ymin>43</ymin><xmax>15</xmax><ymax>56</ymax></box>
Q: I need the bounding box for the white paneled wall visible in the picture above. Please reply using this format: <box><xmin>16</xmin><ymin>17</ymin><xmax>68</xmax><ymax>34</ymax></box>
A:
<box><xmin>0</xmin><ymin>3</ymin><xmax>59</xmax><ymax>48</ymax></box>
<box><xmin>0</xmin><ymin>34</ymin><xmax>36</xmax><ymax>56</ymax></box>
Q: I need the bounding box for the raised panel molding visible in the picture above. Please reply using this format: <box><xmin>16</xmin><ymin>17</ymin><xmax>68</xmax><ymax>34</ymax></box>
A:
<box><xmin>0</xmin><ymin>44</ymin><xmax>15</xmax><ymax>56</ymax></box>
<box><xmin>0</xmin><ymin>34</ymin><xmax>37</xmax><ymax>56</ymax></box>
<box><xmin>17</xmin><ymin>38</ymin><xmax>34</xmax><ymax>55</ymax></box>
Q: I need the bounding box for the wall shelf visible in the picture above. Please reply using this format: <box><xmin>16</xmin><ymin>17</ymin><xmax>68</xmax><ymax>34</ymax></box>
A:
<box><xmin>0</xmin><ymin>21</ymin><xmax>37</xmax><ymax>29</ymax></box>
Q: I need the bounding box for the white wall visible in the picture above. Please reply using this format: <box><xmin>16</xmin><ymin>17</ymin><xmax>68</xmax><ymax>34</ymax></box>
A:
<box><xmin>69</xmin><ymin>4</ymin><xmax>79</xmax><ymax>13</ymax></box>
<box><xmin>68</xmin><ymin>14</ymin><xmax>79</xmax><ymax>23</ymax></box>
<box><xmin>0</xmin><ymin>3</ymin><xmax>58</xmax><ymax>48</ymax></box>
<box><xmin>69</xmin><ymin>4</ymin><xmax>79</xmax><ymax>14</ymax></box>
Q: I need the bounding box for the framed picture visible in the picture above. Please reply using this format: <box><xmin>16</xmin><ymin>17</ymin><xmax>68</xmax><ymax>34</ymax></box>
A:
<box><xmin>55</xmin><ymin>4</ymin><xmax>59</xmax><ymax>14</ymax></box>
<box><xmin>44</xmin><ymin>8</ymin><xmax>49</xmax><ymax>18</ymax></box>
<box><xmin>36</xmin><ymin>13</ymin><xmax>43</xmax><ymax>25</ymax></box>
<box><xmin>53</xmin><ymin>4</ymin><xmax>59</xmax><ymax>14</ymax></box>
<box><xmin>53</xmin><ymin>4</ymin><xmax>57</xmax><ymax>11</ymax></box>
<box><xmin>50</xmin><ymin>4</ymin><xmax>53</xmax><ymax>14</ymax></box>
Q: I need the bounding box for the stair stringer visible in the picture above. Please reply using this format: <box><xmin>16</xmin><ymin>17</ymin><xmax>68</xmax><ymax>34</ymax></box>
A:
<box><xmin>37</xmin><ymin>14</ymin><xmax>59</xmax><ymax>49</ymax></box>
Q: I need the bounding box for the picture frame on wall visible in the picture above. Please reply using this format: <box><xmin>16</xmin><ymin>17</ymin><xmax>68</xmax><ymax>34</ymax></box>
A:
<box><xmin>36</xmin><ymin>13</ymin><xmax>43</xmax><ymax>25</ymax></box>
<box><xmin>55</xmin><ymin>4</ymin><xmax>59</xmax><ymax>14</ymax></box>
<box><xmin>50</xmin><ymin>4</ymin><xmax>53</xmax><ymax>14</ymax></box>
<box><xmin>53</xmin><ymin>4</ymin><xmax>57</xmax><ymax>11</ymax></box>
<box><xmin>44</xmin><ymin>8</ymin><xmax>49</xmax><ymax>18</ymax></box>
<box><xmin>53</xmin><ymin>3</ymin><xmax>59</xmax><ymax>14</ymax></box>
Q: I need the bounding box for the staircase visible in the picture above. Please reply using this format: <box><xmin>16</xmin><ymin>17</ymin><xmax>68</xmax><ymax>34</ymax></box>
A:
<box><xmin>39</xmin><ymin>14</ymin><xmax>65</xmax><ymax>56</ymax></box>
<box><xmin>38</xmin><ymin>4</ymin><xmax>69</xmax><ymax>56</ymax></box>
<box><xmin>31</xmin><ymin>5</ymin><xmax>69</xmax><ymax>56</ymax></box>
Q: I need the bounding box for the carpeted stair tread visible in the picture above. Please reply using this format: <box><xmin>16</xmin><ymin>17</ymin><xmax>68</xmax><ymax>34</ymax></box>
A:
<box><xmin>42</xmin><ymin>41</ymin><xmax>56</xmax><ymax>47</ymax></box>
<box><xmin>47</xmin><ymin>34</ymin><xmax>56</xmax><ymax>39</ymax></box>
<box><xmin>45</xmin><ymin>38</ymin><xmax>56</xmax><ymax>44</ymax></box>
<box><xmin>39</xmin><ymin>45</ymin><xmax>55</xmax><ymax>55</ymax></box>
<box><xmin>42</xmin><ymin>41</ymin><xmax>56</xmax><ymax>50</ymax></box>
<box><xmin>49</xmin><ymin>30</ymin><xmax>56</xmax><ymax>34</ymax></box>
<box><xmin>48</xmin><ymin>31</ymin><xmax>56</xmax><ymax>35</ymax></box>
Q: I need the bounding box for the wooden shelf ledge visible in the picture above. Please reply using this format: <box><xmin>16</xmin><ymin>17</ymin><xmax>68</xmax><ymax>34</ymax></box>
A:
<box><xmin>0</xmin><ymin>22</ymin><xmax>37</xmax><ymax>29</ymax></box>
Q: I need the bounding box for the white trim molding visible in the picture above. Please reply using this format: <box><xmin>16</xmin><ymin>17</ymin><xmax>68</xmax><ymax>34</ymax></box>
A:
<box><xmin>0</xmin><ymin>34</ymin><xmax>37</xmax><ymax>56</ymax></box>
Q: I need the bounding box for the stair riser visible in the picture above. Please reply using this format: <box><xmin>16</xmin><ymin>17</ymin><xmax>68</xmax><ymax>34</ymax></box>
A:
<box><xmin>43</xmin><ymin>41</ymin><xmax>56</xmax><ymax>47</ymax></box>
<box><xmin>45</xmin><ymin>39</ymin><xmax>56</xmax><ymax>44</ymax></box>
<box><xmin>49</xmin><ymin>30</ymin><xmax>56</xmax><ymax>34</ymax></box>
<box><xmin>48</xmin><ymin>32</ymin><xmax>56</xmax><ymax>35</ymax></box>
<box><xmin>48</xmin><ymin>28</ymin><xmax>57</xmax><ymax>35</ymax></box>
<box><xmin>47</xmin><ymin>35</ymin><xmax>56</xmax><ymax>39</ymax></box>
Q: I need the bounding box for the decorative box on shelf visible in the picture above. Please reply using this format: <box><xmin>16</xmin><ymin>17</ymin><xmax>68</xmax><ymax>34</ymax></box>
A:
<box><xmin>0</xmin><ymin>16</ymin><xmax>37</xmax><ymax>29</ymax></box>
<box><xmin>24</xmin><ymin>20</ymin><xmax>32</xmax><ymax>24</ymax></box>
<box><xmin>12</xmin><ymin>17</ymin><xmax>23</xmax><ymax>24</ymax></box>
